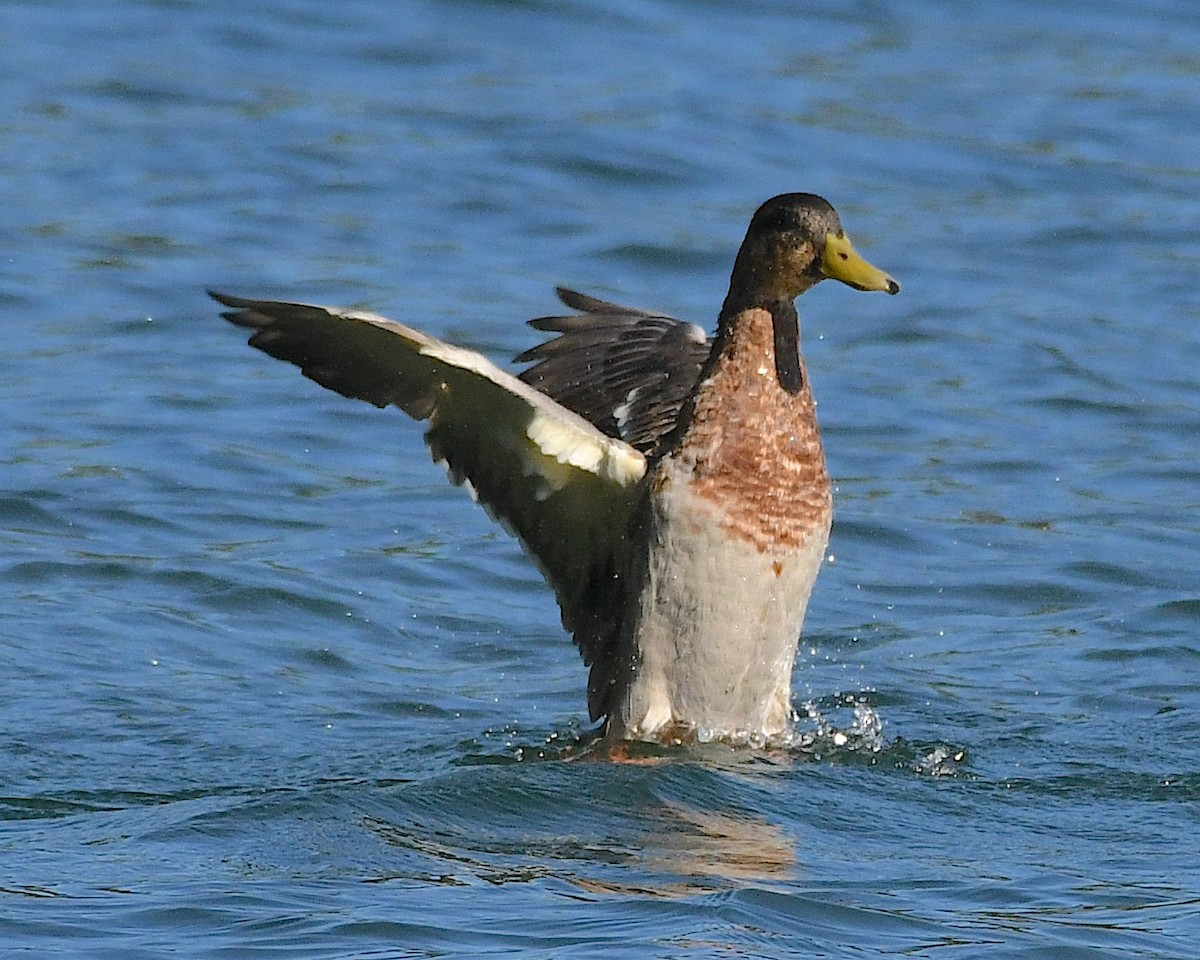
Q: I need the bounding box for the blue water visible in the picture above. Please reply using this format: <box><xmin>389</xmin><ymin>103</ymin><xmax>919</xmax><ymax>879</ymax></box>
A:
<box><xmin>3</xmin><ymin>1</ymin><xmax>1199</xmax><ymax>956</ymax></box>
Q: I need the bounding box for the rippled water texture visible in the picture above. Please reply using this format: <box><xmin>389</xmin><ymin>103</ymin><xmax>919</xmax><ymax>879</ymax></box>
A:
<box><xmin>2</xmin><ymin>1</ymin><xmax>1198</xmax><ymax>957</ymax></box>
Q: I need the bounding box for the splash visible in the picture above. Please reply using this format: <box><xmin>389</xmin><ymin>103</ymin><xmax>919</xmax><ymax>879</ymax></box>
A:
<box><xmin>791</xmin><ymin>692</ymin><xmax>888</xmax><ymax>757</ymax></box>
<box><xmin>912</xmin><ymin>744</ymin><xmax>967</xmax><ymax>777</ymax></box>
<box><xmin>458</xmin><ymin>694</ymin><xmax>897</xmax><ymax>763</ymax></box>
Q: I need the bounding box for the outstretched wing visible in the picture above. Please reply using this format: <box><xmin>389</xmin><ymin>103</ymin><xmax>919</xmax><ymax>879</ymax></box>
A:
<box><xmin>213</xmin><ymin>291</ymin><xmax>646</xmax><ymax>715</ymax></box>
<box><xmin>516</xmin><ymin>287</ymin><xmax>711</xmax><ymax>457</ymax></box>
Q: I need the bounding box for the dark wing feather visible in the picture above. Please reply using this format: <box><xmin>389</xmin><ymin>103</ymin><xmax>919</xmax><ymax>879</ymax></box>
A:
<box><xmin>516</xmin><ymin>287</ymin><xmax>711</xmax><ymax>457</ymax></box>
<box><xmin>213</xmin><ymin>292</ymin><xmax>646</xmax><ymax>719</ymax></box>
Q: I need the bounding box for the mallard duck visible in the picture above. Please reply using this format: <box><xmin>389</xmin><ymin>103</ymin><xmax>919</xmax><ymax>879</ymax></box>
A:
<box><xmin>212</xmin><ymin>192</ymin><xmax>899</xmax><ymax>744</ymax></box>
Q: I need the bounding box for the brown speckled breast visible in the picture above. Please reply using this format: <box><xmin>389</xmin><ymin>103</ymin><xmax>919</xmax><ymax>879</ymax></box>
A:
<box><xmin>661</xmin><ymin>307</ymin><xmax>832</xmax><ymax>552</ymax></box>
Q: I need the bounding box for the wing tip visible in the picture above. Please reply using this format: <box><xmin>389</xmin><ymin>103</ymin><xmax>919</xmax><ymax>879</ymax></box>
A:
<box><xmin>209</xmin><ymin>289</ymin><xmax>266</xmax><ymax>329</ymax></box>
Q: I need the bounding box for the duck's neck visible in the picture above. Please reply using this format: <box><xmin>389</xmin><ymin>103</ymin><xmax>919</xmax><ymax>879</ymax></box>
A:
<box><xmin>715</xmin><ymin>296</ymin><xmax>804</xmax><ymax>395</ymax></box>
<box><xmin>717</xmin><ymin>245</ymin><xmax>820</xmax><ymax>395</ymax></box>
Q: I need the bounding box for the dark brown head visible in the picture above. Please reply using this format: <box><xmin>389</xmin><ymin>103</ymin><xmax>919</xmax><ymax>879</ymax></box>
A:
<box><xmin>724</xmin><ymin>193</ymin><xmax>899</xmax><ymax>314</ymax></box>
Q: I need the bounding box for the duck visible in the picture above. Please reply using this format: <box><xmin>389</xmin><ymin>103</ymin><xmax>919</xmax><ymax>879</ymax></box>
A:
<box><xmin>212</xmin><ymin>192</ymin><xmax>899</xmax><ymax>744</ymax></box>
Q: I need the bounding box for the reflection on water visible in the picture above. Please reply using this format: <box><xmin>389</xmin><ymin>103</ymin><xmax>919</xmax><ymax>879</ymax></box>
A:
<box><xmin>366</xmin><ymin>793</ymin><xmax>797</xmax><ymax>897</ymax></box>
<box><xmin>366</xmin><ymin>762</ymin><xmax>799</xmax><ymax>898</ymax></box>
<box><xmin>571</xmin><ymin>801</ymin><xmax>798</xmax><ymax>897</ymax></box>
<box><xmin>365</xmin><ymin>701</ymin><xmax>971</xmax><ymax>902</ymax></box>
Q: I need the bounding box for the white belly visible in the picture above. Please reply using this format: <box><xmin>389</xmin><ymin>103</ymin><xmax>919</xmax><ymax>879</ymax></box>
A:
<box><xmin>610</xmin><ymin>467</ymin><xmax>831</xmax><ymax>742</ymax></box>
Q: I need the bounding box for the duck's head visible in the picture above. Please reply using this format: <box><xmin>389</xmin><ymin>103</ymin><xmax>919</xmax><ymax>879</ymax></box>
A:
<box><xmin>726</xmin><ymin>193</ymin><xmax>900</xmax><ymax>309</ymax></box>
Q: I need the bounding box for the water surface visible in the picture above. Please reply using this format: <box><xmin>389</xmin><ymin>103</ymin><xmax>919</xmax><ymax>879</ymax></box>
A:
<box><xmin>2</xmin><ymin>1</ymin><xmax>1198</xmax><ymax>957</ymax></box>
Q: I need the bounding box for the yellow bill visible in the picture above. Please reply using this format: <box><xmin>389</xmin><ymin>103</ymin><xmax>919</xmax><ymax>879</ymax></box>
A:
<box><xmin>821</xmin><ymin>232</ymin><xmax>900</xmax><ymax>295</ymax></box>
